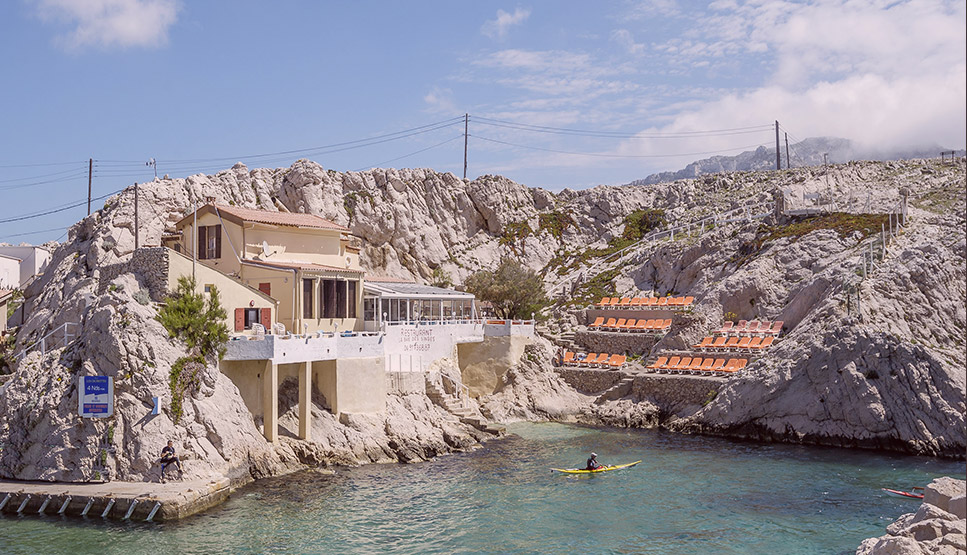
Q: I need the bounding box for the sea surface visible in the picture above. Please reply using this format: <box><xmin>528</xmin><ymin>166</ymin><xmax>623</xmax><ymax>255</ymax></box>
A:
<box><xmin>1</xmin><ymin>423</ymin><xmax>963</xmax><ymax>554</ymax></box>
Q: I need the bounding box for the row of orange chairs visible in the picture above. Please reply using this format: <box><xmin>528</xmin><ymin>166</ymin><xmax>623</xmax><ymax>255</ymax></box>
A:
<box><xmin>692</xmin><ymin>336</ymin><xmax>775</xmax><ymax>352</ymax></box>
<box><xmin>589</xmin><ymin>317</ymin><xmax>672</xmax><ymax>332</ymax></box>
<box><xmin>562</xmin><ymin>351</ymin><xmax>627</xmax><ymax>370</ymax></box>
<box><xmin>596</xmin><ymin>296</ymin><xmax>694</xmax><ymax>309</ymax></box>
<box><xmin>647</xmin><ymin>356</ymin><xmax>748</xmax><ymax>374</ymax></box>
<box><xmin>713</xmin><ymin>320</ymin><xmax>783</xmax><ymax>337</ymax></box>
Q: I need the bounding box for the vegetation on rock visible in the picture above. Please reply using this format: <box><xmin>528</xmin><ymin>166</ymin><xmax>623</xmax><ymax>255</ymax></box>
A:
<box><xmin>464</xmin><ymin>258</ymin><xmax>547</xmax><ymax>319</ymax></box>
<box><xmin>156</xmin><ymin>276</ymin><xmax>229</xmax><ymax>359</ymax></box>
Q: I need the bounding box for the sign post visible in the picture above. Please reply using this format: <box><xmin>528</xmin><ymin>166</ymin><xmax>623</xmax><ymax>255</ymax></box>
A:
<box><xmin>78</xmin><ymin>376</ymin><xmax>114</xmax><ymax>418</ymax></box>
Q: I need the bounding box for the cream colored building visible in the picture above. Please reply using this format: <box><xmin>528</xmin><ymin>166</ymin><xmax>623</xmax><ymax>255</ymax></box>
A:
<box><xmin>0</xmin><ymin>289</ymin><xmax>13</xmax><ymax>334</ymax></box>
<box><xmin>164</xmin><ymin>204</ymin><xmax>362</xmax><ymax>334</ymax></box>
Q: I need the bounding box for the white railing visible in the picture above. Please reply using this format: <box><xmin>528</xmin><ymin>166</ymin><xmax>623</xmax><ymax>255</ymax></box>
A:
<box><xmin>439</xmin><ymin>373</ymin><xmax>472</xmax><ymax>409</ymax></box>
<box><xmin>15</xmin><ymin>322</ymin><xmax>80</xmax><ymax>362</ymax></box>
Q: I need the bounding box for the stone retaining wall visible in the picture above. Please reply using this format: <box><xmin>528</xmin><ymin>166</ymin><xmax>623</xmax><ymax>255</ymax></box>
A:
<box><xmin>97</xmin><ymin>247</ymin><xmax>170</xmax><ymax>301</ymax></box>
<box><xmin>574</xmin><ymin>330</ymin><xmax>658</xmax><ymax>355</ymax></box>
<box><xmin>557</xmin><ymin>368</ymin><xmax>722</xmax><ymax>417</ymax></box>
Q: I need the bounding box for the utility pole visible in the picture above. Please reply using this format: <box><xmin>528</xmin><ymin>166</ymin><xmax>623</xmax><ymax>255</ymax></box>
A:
<box><xmin>192</xmin><ymin>187</ymin><xmax>197</xmax><ymax>281</ymax></box>
<box><xmin>463</xmin><ymin>113</ymin><xmax>469</xmax><ymax>180</ymax></box>
<box><xmin>775</xmin><ymin>121</ymin><xmax>780</xmax><ymax>170</ymax></box>
<box><xmin>784</xmin><ymin>133</ymin><xmax>790</xmax><ymax>169</ymax></box>
<box><xmin>146</xmin><ymin>158</ymin><xmax>157</xmax><ymax>179</ymax></box>
<box><xmin>134</xmin><ymin>182</ymin><xmax>140</xmax><ymax>250</ymax></box>
<box><xmin>87</xmin><ymin>158</ymin><xmax>93</xmax><ymax>215</ymax></box>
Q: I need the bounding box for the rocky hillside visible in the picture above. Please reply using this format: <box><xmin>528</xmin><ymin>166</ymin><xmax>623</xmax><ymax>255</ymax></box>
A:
<box><xmin>1</xmin><ymin>154</ymin><xmax>963</xmax><ymax>485</ymax></box>
<box><xmin>629</xmin><ymin>137</ymin><xmax>962</xmax><ymax>186</ymax></box>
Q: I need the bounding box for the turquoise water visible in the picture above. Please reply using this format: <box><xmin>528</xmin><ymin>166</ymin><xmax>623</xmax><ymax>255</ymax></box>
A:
<box><xmin>1</xmin><ymin>423</ymin><xmax>963</xmax><ymax>554</ymax></box>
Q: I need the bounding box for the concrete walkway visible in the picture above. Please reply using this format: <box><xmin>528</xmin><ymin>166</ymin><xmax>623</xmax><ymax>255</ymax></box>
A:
<box><xmin>0</xmin><ymin>476</ymin><xmax>233</xmax><ymax>521</ymax></box>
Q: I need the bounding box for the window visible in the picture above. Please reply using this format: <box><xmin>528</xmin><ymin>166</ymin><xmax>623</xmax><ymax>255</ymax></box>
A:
<box><xmin>204</xmin><ymin>284</ymin><xmax>214</xmax><ymax>294</ymax></box>
<box><xmin>258</xmin><ymin>283</ymin><xmax>271</xmax><ymax>296</ymax></box>
<box><xmin>243</xmin><ymin>308</ymin><xmax>260</xmax><ymax>329</ymax></box>
<box><xmin>323</xmin><ymin>279</ymin><xmax>337</xmax><ymax>318</ymax></box>
<box><xmin>197</xmin><ymin>225</ymin><xmax>221</xmax><ymax>260</ymax></box>
<box><xmin>363</xmin><ymin>298</ymin><xmax>375</xmax><ymax>321</ymax></box>
<box><xmin>303</xmin><ymin>279</ymin><xmax>314</xmax><ymax>319</ymax></box>
<box><xmin>347</xmin><ymin>281</ymin><xmax>357</xmax><ymax>318</ymax></box>
<box><xmin>336</xmin><ymin>280</ymin><xmax>347</xmax><ymax>318</ymax></box>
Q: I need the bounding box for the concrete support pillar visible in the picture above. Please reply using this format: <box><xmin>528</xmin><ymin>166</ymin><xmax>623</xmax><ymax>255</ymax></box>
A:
<box><xmin>298</xmin><ymin>361</ymin><xmax>311</xmax><ymax>440</ymax></box>
<box><xmin>262</xmin><ymin>360</ymin><xmax>278</xmax><ymax>443</ymax></box>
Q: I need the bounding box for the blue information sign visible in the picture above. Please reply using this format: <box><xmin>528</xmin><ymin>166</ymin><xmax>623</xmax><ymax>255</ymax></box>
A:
<box><xmin>78</xmin><ymin>376</ymin><xmax>114</xmax><ymax>418</ymax></box>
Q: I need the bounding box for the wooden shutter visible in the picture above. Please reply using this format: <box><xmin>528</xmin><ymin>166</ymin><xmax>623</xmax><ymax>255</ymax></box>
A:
<box><xmin>214</xmin><ymin>225</ymin><xmax>222</xmax><ymax>258</ymax></box>
<box><xmin>197</xmin><ymin>226</ymin><xmax>208</xmax><ymax>260</ymax></box>
<box><xmin>234</xmin><ymin>308</ymin><xmax>244</xmax><ymax>331</ymax></box>
<box><xmin>258</xmin><ymin>282</ymin><xmax>271</xmax><ymax>296</ymax></box>
<box><xmin>260</xmin><ymin>308</ymin><xmax>272</xmax><ymax>329</ymax></box>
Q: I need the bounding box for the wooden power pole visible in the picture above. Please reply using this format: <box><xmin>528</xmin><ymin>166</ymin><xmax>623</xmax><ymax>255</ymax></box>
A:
<box><xmin>463</xmin><ymin>113</ymin><xmax>469</xmax><ymax>180</ymax></box>
<box><xmin>775</xmin><ymin>121</ymin><xmax>780</xmax><ymax>170</ymax></box>
<box><xmin>134</xmin><ymin>182</ymin><xmax>139</xmax><ymax>249</ymax></box>
<box><xmin>785</xmin><ymin>133</ymin><xmax>790</xmax><ymax>169</ymax></box>
<box><xmin>87</xmin><ymin>158</ymin><xmax>93</xmax><ymax>215</ymax></box>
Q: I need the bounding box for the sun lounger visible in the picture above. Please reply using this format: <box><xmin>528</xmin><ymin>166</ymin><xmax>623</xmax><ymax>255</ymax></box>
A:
<box><xmin>700</xmin><ymin>358</ymin><xmax>715</xmax><ymax>373</ymax></box>
<box><xmin>619</xmin><ymin>297</ymin><xmax>631</xmax><ymax>308</ymax></box>
<box><xmin>710</xmin><ymin>358</ymin><xmax>727</xmax><ymax>371</ymax></box>
<box><xmin>736</xmin><ymin>337</ymin><xmax>752</xmax><ymax>350</ymax></box>
<box><xmin>720</xmin><ymin>358</ymin><xmax>740</xmax><ymax>373</ymax></box>
<box><xmin>634</xmin><ymin>319</ymin><xmax>649</xmax><ymax>331</ymax></box>
<box><xmin>647</xmin><ymin>356</ymin><xmax>668</xmax><ymax>370</ymax></box>
<box><xmin>589</xmin><ymin>317</ymin><xmax>605</xmax><ymax>329</ymax></box>
<box><xmin>644</xmin><ymin>297</ymin><xmax>657</xmax><ymax>307</ymax></box>
<box><xmin>693</xmin><ymin>336</ymin><xmax>714</xmax><ymax>350</ymax></box>
<box><xmin>621</xmin><ymin>319</ymin><xmax>636</xmax><ymax>331</ymax></box>
<box><xmin>604</xmin><ymin>318</ymin><xmax>617</xmax><ymax>329</ymax></box>
<box><xmin>723</xmin><ymin>337</ymin><xmax>740</xmax><ymax>350</ymax></box>
<box><xmin>713</xmin><ymin>321</ymin><xmax>734</xmax><ymax>335</ymax></box>
<box><xmin>660</xmin><ymin>318</ymin><xmax>672</xmax><ymax>330</ymax></box>
<box><xmin>596</xmin><ymin>297</ymin><xmax>610</xmax><ymax>307</ymax></box>
<box><xmin>608</xmin><ymin>298</ymin><xmax>621</xmax><ymax>308</ymax></box>
<box><xmin>744</xmin><ymin>321</ymin><xmax>760</xmax><ymax>335</ymax></box>
<box><xmin>661</xmin><ymin>356</ymin><xmax>681</xmax><ymax>373</ymax></box>
<box><xmin>682</xmin><ymin>296</ymin><xmax>694</xmax><ymax>308</ymax></box>
<box><xmin>612</xmin><ymin>318</ymin><xmax>626</xmax><ymax>330</ymax></box>
<box><xmin>751</xmin><ymin>336</ymin><xmax>775</xmax><ymax>350</ymax></box>
<box><xmin>657</xmin><ymin>297</ymin><xmax>668</xmax><ymax>307</ymax></box>
<box><xmin>563</xmin><ymin>351</ymin><xmax>575</xmax><ymax>365</ymax></box>
<box><xmin>688</xmin><ymin>358</ymin><xmax>706</xmax><ymax>372</ymax></box>
<box><xmin>734</xmin><ymin>320</ymin><xmax>748</xmax><ymax>334</ymax></box>
<box><xmin>580</xmin><ymin>353</ymin><xmax>597</xmax><ymax>367</ymax></box>
<box><xmin>734</xmin><ymin>359</ymin><xmax>748</xmax><ymax>371</ymax></box>
<box><xmin>756</xmin><ymin>321</ymin><xmax>771</xmax><ymax>336</ymax></box>
<box><xmin>670</xmin><ymin>357</ymin><xmax>692</xmax><ymax>373</ymax></box>
<box><xmin>608</xmin><ymin>354</ymin><xmax>626</xmax><ymax>369</ymax></box>
<box><xmin>673</xmin><ymin>296</ymin><xmax>686</xmax><ymax>308</ymax></box>
<box><xmin>630</xmin><ymin>297</ymin><xmax>642</xmax><ymax>307</ymax></box>
<box><xmin>746</xmin><ymin>337</ymin><xmax>763</xmax><ymax>351</ymax></box>
<box><xmin>711</xmin><ymin>337</ymin><xmax>727</xmax><ymax>350</ymax></box>
<box><xmin>763</xmin><ymin>321</ymin><xmax>783</xmax><ymax>336</ymax></box>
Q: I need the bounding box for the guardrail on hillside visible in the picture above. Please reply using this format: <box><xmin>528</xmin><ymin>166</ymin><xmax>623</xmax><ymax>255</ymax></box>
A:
<box><xmin>15</xmin><ymin>322</ymin><xmax>80</xmax><ymax>362</ymax></box>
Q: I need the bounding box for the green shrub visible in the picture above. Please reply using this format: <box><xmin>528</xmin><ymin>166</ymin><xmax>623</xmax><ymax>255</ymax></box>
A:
<box><xmin>156</xmin><ymin>276</ymin><xmax>229</xmax><ymax>359</ymax></box>
<box><xmin>464</xmin><ymin>258</ymin><xmax>548</xmax><ymax>319</ymax></box>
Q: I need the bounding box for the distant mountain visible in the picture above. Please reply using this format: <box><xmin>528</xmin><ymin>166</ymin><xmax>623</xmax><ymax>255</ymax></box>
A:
<box><xmin>630</xmin><ymin>137</ymin><xmax>965</xmax><ymax>186</ymax></box>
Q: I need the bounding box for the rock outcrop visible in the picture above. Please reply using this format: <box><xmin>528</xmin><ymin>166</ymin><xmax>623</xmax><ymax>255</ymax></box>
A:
<box><xmin>856</xmin><ymin>477</ymin><xmax>966</xmax><ymax>555</ymax></box>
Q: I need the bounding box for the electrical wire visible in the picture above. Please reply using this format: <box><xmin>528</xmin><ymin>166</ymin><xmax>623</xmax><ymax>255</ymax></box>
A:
<box><xmin>472</xmin><ymin>116</ymin><xmax>774</xmax><ymax>139</ymax></box>
<box><xmin>0</xmin><ymin>165</ymin><xmax>87</xmax><ymax>184</ymax></box>
<box><xmin>0</xmin><ymin>171</ymin><xmax>89</xmax><ymax>192</ymax></box>
<box><xmin>473</xmin><ymin>134</ymin><xmax>772</xmax><ymax>159</ymax></box>
<box><xmin>0</xmin><ymin>189</ymin><xmax>123</xmax><ymax>224</ymax></box>
<box><xmin>0</xmin><ymin>226</ymin><xmax>69</xmax><ymax>241</ymax></box>
<box><xmin>353</xmin><ymin>135</ymin><xmax>464</xmax><ymax>172</ymax></box>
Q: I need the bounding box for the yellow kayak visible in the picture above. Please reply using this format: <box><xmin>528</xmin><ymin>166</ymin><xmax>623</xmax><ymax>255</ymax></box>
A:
<box><xmin>551</xmin><ymin>460</ymin><xmax>642</xmax><ymax>474</ymax></box>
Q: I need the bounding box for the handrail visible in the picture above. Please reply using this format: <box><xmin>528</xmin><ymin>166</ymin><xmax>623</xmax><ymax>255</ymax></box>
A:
<box><xmin>440</xmin><ymin>373</ymin><xmax>472</xmax><ymax>408</ymax></box>
<box><xmin>15</xmin><ymin>322</ymin><xmax>80</xmax><ymax>362</ymax></box>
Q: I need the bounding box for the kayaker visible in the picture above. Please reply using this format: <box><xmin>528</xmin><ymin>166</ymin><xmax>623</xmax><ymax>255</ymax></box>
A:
<box><xmin>585</xmin><ymin>452</ymin><xmax>602</xmax><ymax>470</ymax></box>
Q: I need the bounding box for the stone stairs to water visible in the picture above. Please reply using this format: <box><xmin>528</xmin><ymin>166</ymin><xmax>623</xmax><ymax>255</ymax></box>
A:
<box><xmin>594</xmin><ymin>375</ymin><xmax>636</xmax><ymax>405</ymax></box>
<box><xmin>425</xmin><ymin>380</ymin><xmax>505</xmax><ymax>435</ymax></box>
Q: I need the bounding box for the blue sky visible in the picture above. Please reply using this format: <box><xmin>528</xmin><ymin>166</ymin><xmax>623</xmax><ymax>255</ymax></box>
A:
<box><xmin>1</xmin><ymin>0</ymin><xmax>965</xmax><ymax>244</ymax></box>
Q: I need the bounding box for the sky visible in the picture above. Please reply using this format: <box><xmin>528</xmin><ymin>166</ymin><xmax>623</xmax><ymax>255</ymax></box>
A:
<box><xmin>1</xmin><ymin>0</ymin><xmax>964</xmax><ymax>245</ymax></box>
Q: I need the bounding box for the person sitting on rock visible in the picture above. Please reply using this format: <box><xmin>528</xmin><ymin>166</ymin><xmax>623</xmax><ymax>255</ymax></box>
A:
<box><xmin>585</xmin><ymin>452</ymin><xmax>603</xmax><ymax>470</ymax></box>
<box><xmin>159</xmin><ymin>440</ymin><xmax>183</xmax><ymax>482</ymax></box>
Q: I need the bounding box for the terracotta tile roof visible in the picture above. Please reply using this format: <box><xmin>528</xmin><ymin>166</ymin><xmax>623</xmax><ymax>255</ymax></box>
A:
<box><xmin>213</xmin><ymin>204</ymin><xmax>349</xmax><ymax>231</ymax></box>
<box><xmin>241</xmin><ymin>259</ymin><xmax>364</xmax><ymax>274</ymax></box>
<box><xmin>0</xmin><ymin>289</ymin><xmax>13</xmax><ymax>301</ymax></box>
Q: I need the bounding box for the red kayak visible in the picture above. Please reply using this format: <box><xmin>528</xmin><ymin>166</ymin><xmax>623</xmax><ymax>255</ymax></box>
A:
<box><xmin>881</xmin><ymin>487</ymin><xmax>924</xmax><ymax>499</ymax></box>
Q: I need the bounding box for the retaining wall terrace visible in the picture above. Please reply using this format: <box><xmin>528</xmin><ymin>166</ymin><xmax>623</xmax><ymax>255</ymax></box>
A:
<box><xmin>573</xmin><ymin>330</ymin><xmax>659</xmax><ymax>355</ymax></box>
<box><xmin>97</xmin><ymin>247</ymin><xmax>169</xmax><ymax>300</ymax></box>
<box><xmin>557</xmin><ymin>368</ymin><xmax>722</xmax><ymax>416</ymax></box>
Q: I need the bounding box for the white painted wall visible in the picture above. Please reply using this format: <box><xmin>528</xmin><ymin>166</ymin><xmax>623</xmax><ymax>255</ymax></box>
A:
<box><xmin>0</xmin><ymin>246</ymin><xmax>50</xmax><ymax>287</ymax></box>
<box><xmin>0</xmin><ymin>255</ymin><xmax>19</xmax><ymax>289</ymax></box>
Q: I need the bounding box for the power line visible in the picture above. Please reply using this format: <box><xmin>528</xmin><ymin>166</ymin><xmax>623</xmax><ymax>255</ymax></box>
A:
<box><xmin>472</xmin><ymin>116</ymin><xmax>775</xmax><ymax>139</ymax></box>
<box><xmin>0</xmin><ymin>189</ymin><xmax>122</xmax><ymax>225</ymax></box>
<box><xmin>353</xmin><ymin>135</ymin><xmax>464</xmax><ymax>172</ymax></box>
<box><xmin>0</xmin><ymin>165</ymin><xmax>87</xmax><ymax>184</ymax></box>
<box><xmin>0</xmin><ymin>160</ymin><xmax>86</xmax><ymax>169</ymax></box>
<box><xmin>473</xmin><ymin>134</ymin><xmax>772</xmax><ymax>159</ymax></box>
<box><xmin>0</xmin><ymin>171</ymin><xmax>89</xmax><ymax>192</ymax></box>
<box><xmin>0</xmin><ymin>225</ymin><xmax>69</xmax><ymax>241</ymax></box>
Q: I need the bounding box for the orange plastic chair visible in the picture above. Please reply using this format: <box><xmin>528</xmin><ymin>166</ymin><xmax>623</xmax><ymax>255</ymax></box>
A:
<box><xmin>700</xmin><ymin>359</ymin><xmax>715</xmax><ymax>373</ymax></box>
<box><xmin>590</xmin><ymin>317</ymin><xmax>604</xmax><ymax>328</ymax></box>
<box><xmin>724</xmin><ymin>337</ymin><xmax>740</xmax><ymax>350</ymax></box>
<box><xmin>693</xmin><ymin>337</ymin><xmax>714</xmax><ymax>349</ymax></box>
<box><xmin>714</xmin><ymin>321</ymin><xmax>734</xmax><ymax>335</ymax></box>
<box><xmin>644</xmin><ymin>297</ymin><xmax>658</xmax><ymax>307</ymax></box>
<box><xmin>647</xmin><ymin>356</ymin><xmax>668</xmax><ymax>369</ymax></box>
<box><xmin>662</xmin><ymin>356</ymin><xmax>681</xmax><ymax>371</ymax></box>
<box><xmin>711</xmin><ymin>337</ymin><xmax>727</xmax><ymax>350</ymax></box>
<box><xmin>563</xmin><ymin>352</ymin><xmax>575</xmax><ymax>365</ymax></box>
<box><xmin>604</xmin><ymin>318</ymin><xmax>617</xmax><ymax>329</ymax></box>
<box><xmin>630</xmin><ymin>297</ymin><xmax>642</xmax><ymax>307</ymax></box>
<box><xmin>746</xmin><ymin>337</ymin><xmax>763</xmax><ymax>351</ymax></box>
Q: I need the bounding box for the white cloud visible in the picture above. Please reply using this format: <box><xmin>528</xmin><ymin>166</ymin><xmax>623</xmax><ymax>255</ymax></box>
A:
<box><xmin>611</xmin><ymin>29</ymin><xmax>645</xmax><ymax>55</ymax></box>
<box><xmin>481</xmin><ymin>7</ymin><xmax>531</xmax><ymax>39</ymax></box>
<box><xmin>35</xmin><ymin>0</ymin><xmax>180</xmax><ymax>50</ymax></box>
<box><xmin>423</xmin><ymin>86</ymin><xmax>457</xmax><ymax>114</ymax></box>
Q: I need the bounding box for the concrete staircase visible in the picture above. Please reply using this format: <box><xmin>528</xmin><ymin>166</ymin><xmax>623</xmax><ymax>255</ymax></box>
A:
<box><xmin>425</xmin><ymin>380</ymin><xmax>505</xmax><ymax>435</ymax></box>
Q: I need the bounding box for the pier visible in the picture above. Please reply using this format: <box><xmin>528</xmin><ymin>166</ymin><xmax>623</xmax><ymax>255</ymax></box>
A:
<box><xmin>0</xmin><ymin>478</ymin><xmax>233</xmax><ymax>522</ymax></box>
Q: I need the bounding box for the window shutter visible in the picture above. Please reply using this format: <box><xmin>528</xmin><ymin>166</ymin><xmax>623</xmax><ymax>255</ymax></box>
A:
<box><xmin>260</xmin><ymin>308</ymin><xmax>272</xmax><ymax>330</ymax></box>
<box><xmin>214</xmin><ymin>225</ymin><xmax>222</xmax><ymax>258</ymax></box>
<box><xmin>258</xmin><ymin>282</ymin><xmax>271</xmax><ymax>295</ymax></box>
<box><xmin>234</xmin><ymin>308</ymin><xmax>244</xmax><ymax>331</ymax></box>
<box><xmin>197</xmin><ymin>226</ymin><xmax>208</xmax><ymax>260</ymax></box>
